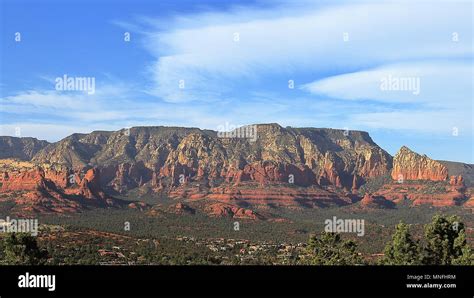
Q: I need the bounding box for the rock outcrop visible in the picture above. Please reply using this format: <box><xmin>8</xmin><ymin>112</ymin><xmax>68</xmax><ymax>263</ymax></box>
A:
<box><xmin>1</xmin><ymin>124</ymin><xmax>471</xmax><ymax>215</ymax></box>
<box><xmin>372</xmin><ymin>180</ymin><xmax>466</xmax><ymax>207</ymax></box>
<box><xmin>170</xmin><ymin>202</ymin><xmax>195</xmax><ymax>214</ymax></box>
<box><xmin>205</xmin><ymin>203</ymin><xmax>263</xmax><ymax>220</ymax></box>
<box><xmin>391</xmin><ymin>146</ymin><xmax>448</xmax><ymax>181</ymax></box>
<box><xmin>360</xmin><ymin>193</ymin><xmax>395</xmax><ymax>208</ymax></box>
<box><xmin>464</xmin><ymin>196</ymin><xmax>474</xmax><ymax>208</ymax></box>
<box><xmin>0</xmin><ymin>160</ymin><xmax>123</xmax><ymax>213</ymax></box>
<box><xmin>27</xmin><ymin>124</ymin><xmax>392</xmax><ymax>193</ymax></box>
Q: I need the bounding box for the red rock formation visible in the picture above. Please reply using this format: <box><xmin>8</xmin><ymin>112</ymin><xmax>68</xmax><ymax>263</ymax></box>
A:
<box><xmin>391</xmin><ymin>146</ymin><xmax>448</xmax><ymax>181</ymax></box>
<box><xmin>224</xmin><ymin>162</ymin><xmax>316</xmax><ymax>187</ymax></box>
<box><xmin>356</xmin><ymin>147</ymin><xmax>393</xmax><ymax>178</ymax></box>
<box><xmin>449</xmin><ymin>175</ymin><xmax>465</xmax><ymax>192</ymax></box>
<box><xmin>449</xmin><ymin>175</ymin><xmax>464</xmax><ymax>186</ymax></box>
<box><xmin>318</xmin><ymin>156</ymin><xmax>343</xmax><ymax>187</ymax></box>
<box><xmin>170</xmin><ymin>202</ymin><xmax>195</xmax><ymax>214</ymax></box>
<box><xmin>351</xmin><ymin>174</ymin><xmax>362</xmax><ymax>191</ymax></box>
<box><xmin>205</xmin><ymin>203</ymin><xmax>262</xmax><ymax>220</ymax></box>
<box><xmin>1</xmin><ymin>169</ymin><xmax>45</xmax><ymax>191</ymax></box>
<box><xmin>0</xmin><ymin>165</ymin><xmax>82</xmax><ymax>213</ymax></box>
<box><xmin>180</xmin><ymin>183</ymin><xmax>353</xmax><ymax>208</ymax></box>
<box><xmin>360</xmin><ymin>193</ymin><xmax>374</xmax><ymax>206</ymax></box>
<box><xmin>128</xmin><ymin>201</ymin><xmax>149</xmax><ymax>211</ymax></box>
<box><xmin>2</xmin><ymin>124</ymin><xmax>472</xmax><ymax>216</ymax></box>
<box><xmin>464</xmin><ymin>196</ymin><xmax>474</xmax><ymax>208</ymax></box>
<box><xmin>0</xmin><ymin>161</ymin><xmax>126</xmax><ymax>213</ymax></box>
<box><xmin>75</xmin><ymin>168</ymin><xmax>109</xmax><ymax>201</ymax></box>
<box><xmin>159</xmin><ymin>163</ymin><xmax>194</xmax><ymax>186</ymax></box>
<box><xmin>372</xmin><ymin>180</ymin><xmax>466</xmax><ymax>207</ymax></box>
<box><xmin>102</xmin><ymin>163</ymin><xmax>153</xmax><ymax>193</ymax></box>
<box><xmin>360</xmin><ymin>193</ymin><xmax>395</xmax><ymax>208</ymax></box>
<box><xmin>409</xmin><ymin>192</ymin><xmax>464</xmax><ymax>207</ymax></box>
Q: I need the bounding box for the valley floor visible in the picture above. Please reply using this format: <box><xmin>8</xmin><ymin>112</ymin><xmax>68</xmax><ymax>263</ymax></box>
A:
<box><xmin>1</xmin><ymin>204</ymin><xmax>472</xmax><ymax>265</ymax></box>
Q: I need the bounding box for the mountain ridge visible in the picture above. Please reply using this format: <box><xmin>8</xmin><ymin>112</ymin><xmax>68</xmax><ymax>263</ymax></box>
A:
<box><xmin>2</xmin><ymin>124</ymin><xmax>471</xmax><ymax>164</ymax></box>
<box><xmin>1</xmin><ymin>124</ymin><xmax>472</xmax><ymax>217</ymax></box>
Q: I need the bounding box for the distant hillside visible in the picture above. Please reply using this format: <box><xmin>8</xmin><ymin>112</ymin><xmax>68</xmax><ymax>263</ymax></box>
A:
<box><xmin>0</xmin><ymin>136</ymin><xmax>50</xmax><ymax>160</ymax></box>
<box><xmin>0</xmin><ymin>124</ymin><xmax>472</xmax><ymax>215</ymax></box>
<box><xmin>438</xmin><ymin>160</ymin><xmax>474</xmax><ymax>187</ymax></box>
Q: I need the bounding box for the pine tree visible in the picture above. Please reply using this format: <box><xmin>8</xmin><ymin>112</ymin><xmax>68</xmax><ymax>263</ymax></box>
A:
<box><xmin>304</xmin><ymin>232</ymin><xmax>363</xmax><ymax>265</ymax></box>
<box><xmin>381</xmin><ymin>221</ymin><xmax>420</xmax><ymax>265</ymax></box>
<box><xmin>1</xmin><ymin>233</ymin><xmax>48</xmax><ymax>265</ymax></box>
<box><xmin>451</xmin><ymin>231</ymin><xmax>474</xmax><ymax>265</ymax></box>
<box><xmin>423</xmin><ymin>215</ymin><xmax>472</xmax><ymax>265</ymax></box>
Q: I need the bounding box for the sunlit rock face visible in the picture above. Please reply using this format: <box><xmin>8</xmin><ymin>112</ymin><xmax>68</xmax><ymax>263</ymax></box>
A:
<box><xmin>391</xmin><ymin>146</ymin><xmax>448</xmax><ymax>182</ymax></box>
<box><xmin>1</xmin><ymin>124</ymin><xmax>472</xmax><ymax>215</ymax></box>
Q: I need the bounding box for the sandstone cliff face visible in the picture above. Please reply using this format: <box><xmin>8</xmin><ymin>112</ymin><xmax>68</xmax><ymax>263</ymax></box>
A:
<box><xmin>205</xmin><ymin>202</ymin><xmax>263</xmax><ymax>220</ymax></box>
<box><xmin>0</xmin><ymin>160</ymin><xmax>122</xmax><ymax>213</ymax></box>
<box><xmin>75</xmin><ymin>168</ymin><xmax>111</xmax><ymax>201</ymax></box>
<box><xmin>32</xmin><ymin>132</ymin><xmax>111</xmax><ymax>169</ymax></box>
<box><xmin>196</xmin><ymin>186</ymin><xmax>351</xmax><ymax>208</ymax></box>
<box><xmin>30</xmin><ymin>124</ymin><xmax>393</xmax><ymax>193</ymax></box>
<box><xmin>0</xmin><ymin>159</ymin><xmax>69</xmax><ymax>191</ymax></box>
<box><xmin>391</xmin><ymin>146</ymin><xmax>448</xmax><ymax>181</ymax></box>
<box><xmin>371</xmin><ymin>179</ymin><xmax>468</xmax><ymax>207</ymax></box>
<box><xmin>2</xmin><ymin>124</ymin><xmax>471</xmax><ymax>215</ymax></box>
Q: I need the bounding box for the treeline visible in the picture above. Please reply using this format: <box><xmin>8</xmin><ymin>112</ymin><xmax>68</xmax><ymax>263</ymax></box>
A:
<box><xmin>302</xmin><ymin>214</ymin><xmax>473</xmax><ymax>265</ymax></box>
<box><xmin>0</xmin><ymin>214</ymin><xmax>472</xmax><ymax>265</ymax></box>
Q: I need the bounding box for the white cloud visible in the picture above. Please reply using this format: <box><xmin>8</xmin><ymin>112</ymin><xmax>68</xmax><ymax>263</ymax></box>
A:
<box><xmin>2</xmin><ymin>0</ymin><xmax>473</xmax><ymax>144</ymax></box>
<box><xmin>351</xmin><ymin>110</ymin><xmax>471</xmax><ymax>134</ymax></box>
<box><xmin>0</xmin><ymin>86</ymin><xmax>335</xmax><ymax>141</ymax></box>
<box><xmin>142</xmin><ymin>0</ymin><xmax>472</xmax><ymax>102</ymax></box>
<box><xmin>301</xmin><ymin>60</ymin><xmax>473</xmax><ymax>134</ymax></box>
<box><xmin>3</xmin><ymin>90</ymin><xmax>88</xmax><ymax>109</ymax></box>
<box><xmin>301</xmin><ymin>61</ymin><xmax>472</xmax><ymax>106</ymax></box>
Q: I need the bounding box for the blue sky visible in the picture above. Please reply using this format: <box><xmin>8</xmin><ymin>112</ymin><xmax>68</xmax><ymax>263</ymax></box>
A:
<box><xmin>0</xmin><ymin>0</ymin><xmax>473</xmax><ymax>163</ymax></box>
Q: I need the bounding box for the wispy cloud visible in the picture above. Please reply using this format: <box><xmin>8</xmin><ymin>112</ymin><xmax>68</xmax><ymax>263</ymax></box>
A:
<box><xmin>301</xmin><ymin>61</ymin><xmax>472</xmax><ymax>135</ymax></box>
<box><xmin>141</xmin><ymin>0</ymin><xmax>472</xmax><ymax>103</ymax></box>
